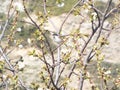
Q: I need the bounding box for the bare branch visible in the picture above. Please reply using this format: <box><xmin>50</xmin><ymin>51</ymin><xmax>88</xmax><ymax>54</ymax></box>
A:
<box><xmin>58</xmin><ymin>0</ymin><xmax>83</xmax><ymax>34</ymax></box>
<box><xmin>0</xmin><ymin>47</ymin><xmax>29</xmax><ymax>90</ymax></box>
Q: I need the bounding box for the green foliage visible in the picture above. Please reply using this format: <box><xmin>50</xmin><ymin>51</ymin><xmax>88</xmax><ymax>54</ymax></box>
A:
<box><xmin>0</xmin><ymin>61</ymin><xmax>5</xmax><ymax>73</ymax></box>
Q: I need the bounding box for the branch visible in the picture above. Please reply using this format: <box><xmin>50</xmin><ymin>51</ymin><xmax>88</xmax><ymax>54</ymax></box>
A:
<box><xmin>92</xmin><ymin>6</ymin><xmax>103</xmax><ymax>16</ymax></box>
<box><xmin>58</xmin><ymin>0</ymin><xmax>83</xmax><ymax>34</ymax></box>
<box><xmin>105</xmin><ymin>7</ymin><xmax>117</xmax><ymax>18</ymax></box>
<box><xmin>79</xmin><ymin>0</ymin><xmax>113</xmax><ymax>90</ymax></box>
<box><xmin>0</xmin><ymin>47</ymin><xmax>29</xmax><ymax>90</ymax></box>
<box><xmin>0</xmin><ymin>0</ymin><xmax>15</xmax><ymax>41</ymax></box>
<box><xmin>23</xmin><ymin>0</ymin><xmax>55</xmax><ymax>66</ymax></box>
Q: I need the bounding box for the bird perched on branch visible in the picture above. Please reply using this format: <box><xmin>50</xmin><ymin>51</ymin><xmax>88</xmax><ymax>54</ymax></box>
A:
<box><xmin>52</xmin><ymin>33</ymin><xmax>62</xmax><ymax>44</ymax></box>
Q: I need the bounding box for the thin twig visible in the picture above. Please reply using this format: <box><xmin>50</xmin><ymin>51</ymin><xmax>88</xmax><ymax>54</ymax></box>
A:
<box><xmin>58</xmin><ymin>0</ymin><xmax>83</xmax><ymax>34</ymax></box>
<box><xmin>0</xmin><ymin>47</ymin><xmax>29</xmax><ymax>90</ymax></box>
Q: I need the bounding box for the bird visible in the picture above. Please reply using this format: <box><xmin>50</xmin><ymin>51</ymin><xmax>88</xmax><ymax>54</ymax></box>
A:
<box><xmin>52</xmin><ymin>33</ymin><xmax>62</xmax><ymax>44</ymax></box>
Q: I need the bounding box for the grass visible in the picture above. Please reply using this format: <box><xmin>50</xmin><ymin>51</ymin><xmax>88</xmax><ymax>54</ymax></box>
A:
<box><xmin>28</xmin><ymin>0</ymin><xmax>78</xmax><ymax>16</ymax></box>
